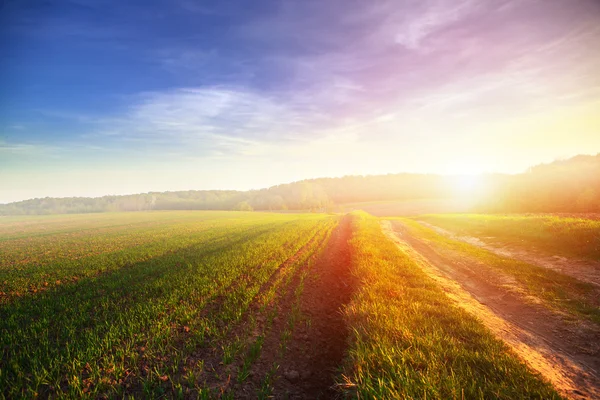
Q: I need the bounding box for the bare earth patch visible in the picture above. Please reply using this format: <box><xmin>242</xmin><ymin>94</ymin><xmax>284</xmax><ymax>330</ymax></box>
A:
<box><xmin>382</xmin><ymin>220</ymin><xmax>600</xmax><ymax>400</ymax></box>
<box><xmin>270</xmin><ymin>215</ymin><xmax>354</xmax><ymax>399</ymax></box>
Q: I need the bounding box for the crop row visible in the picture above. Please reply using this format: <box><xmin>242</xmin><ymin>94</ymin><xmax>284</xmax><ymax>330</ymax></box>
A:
<box><xmin>0</xmin><ymin>211</ymin><xmax>337</xmax><ymax>398</ymax></box>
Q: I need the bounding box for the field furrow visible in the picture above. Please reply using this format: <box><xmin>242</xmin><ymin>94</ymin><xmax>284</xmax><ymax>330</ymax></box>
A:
<box><xmin>0</xmin><ymin>211</ymin><xmax>338</xmax><ymax>399</ymax></box>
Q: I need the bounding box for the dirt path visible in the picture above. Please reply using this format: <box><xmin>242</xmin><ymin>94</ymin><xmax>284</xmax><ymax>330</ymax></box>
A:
<box><xmin>417</xmin><ymin>220</ymin><xmax>600</xmax><ymax>287</ymax></box>
<box><xmin>382</xmin><ymin>220</ymin><xmax>600</xmax><ymax>400</ymax></box>
<box><xmin>269</xmin><ymin>215</ymin><xmax>354</xmax><ymax>399</ymax></box>
<box><xmin>222</xmin><ymin>216</ymin><xmax>353</xmax><ymax>399</ymax></box>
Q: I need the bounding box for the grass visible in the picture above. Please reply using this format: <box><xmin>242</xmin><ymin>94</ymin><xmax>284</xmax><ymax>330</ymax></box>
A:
<box><xmin>340</xmin><ymin>211</ymin><xmax>561</xmax><ymax>399</ymax></box>
<box><xmin>0</xmin><ymin>211</ymin><xmax>337</xmax><ymax>398</ymax></box>
<box><xmin>398</xmin><ymin>218</ymin><xmax>600</xmax><ymax>324</ymax></box>
<box><xmin>1</xmin><ymin>210</ymin><xmax>582</xmax><ymax>398</ymax></box>
<box><xmin>417</xmin><ymin>214</ymin><xmax>600</xmax><ymax>260</ymax></box>
<box><xmin>1</xmin><ymin>211</ymin><xmax>288</xmax><ymax>298</ymax></box>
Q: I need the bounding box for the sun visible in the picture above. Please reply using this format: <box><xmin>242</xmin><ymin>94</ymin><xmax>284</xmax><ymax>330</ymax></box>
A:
<box><xmin>455</xmin><ymin>174</ymin><xmax>482</xmax><ymax>192</ymax></box>
<box><xmin>448</xmin><ymin>174</ymin><xmax>487</xmax><ymax>198</ymax></box>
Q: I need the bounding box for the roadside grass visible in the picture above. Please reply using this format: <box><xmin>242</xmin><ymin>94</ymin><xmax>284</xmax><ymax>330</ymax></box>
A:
<box><xmin>417</xmin><ymin>214</ymin><xmax>600</xmax><ymax>260</ymax></box>
<box><xmin>397</xmin><ymin>218</ymin><xmax>600</xmax><ymax>324</ymax></box>
<box><xmin>340</xmin><ymin>211</ymin><xmax>561</xmax><ymax>399</ymax></box>
<box><xmin>0</xmin><ymin>211</ymin><xmax>337</xmax><ymax>398</ymax></box>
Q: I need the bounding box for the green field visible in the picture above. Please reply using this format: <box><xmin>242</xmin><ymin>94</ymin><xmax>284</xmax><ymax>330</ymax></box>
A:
<box><xmin>0</xmin><ymin>211</ymin><xmax>583</xmax><ymax>398</ymax></box>
<box><xmin>1</xmin><ymin>211</ymin><xmax>337</xmax><ymax>398</ymax></box>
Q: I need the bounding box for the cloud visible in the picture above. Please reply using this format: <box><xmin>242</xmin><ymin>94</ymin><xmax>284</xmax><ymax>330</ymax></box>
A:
<box><xmin>0</xmin><ymin>141</ymin><xmax>63</xmax><ymax>168</ymax></box>
<box><xmin>0</xmin><ymin>142</ymin><xmax>46</xmax><ymax>155</ymax></box>
<box><xmin>131</xmin><ymin>0</ymin><xmax>599</xmax><ymax>135</ymax></box>
<box><xmin>85</xmin><ymin>86</ymin><xmax>345</xmax><ymax>159</ymax></box>
<box><xmin>393</xmin><ymin>0</ymin><xmax>480</xmax><ymax>50</ymax></box>
<box><xmin>406</xmin><ymin>10</ymin><xmax>600</xmax><ymax>118</ymax></box>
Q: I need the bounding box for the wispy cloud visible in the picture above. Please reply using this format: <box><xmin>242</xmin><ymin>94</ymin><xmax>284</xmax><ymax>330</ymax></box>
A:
<box><xmin>0</xmin><ymin>141</ymin><xmax>63</xmax><ymax>168</ymax></box>
<box><xmin>392</xmin><ymin>0</ymin><xmax>480</xmax><ymax>50</ymax></box>
<box><xmin>0</xmin><ymin>142</ymin><xmax>47</xmax><ymax>155</ymax></box>
<box><xmin>109</xmin><ymin>0</ymin><xmax>600</xmax><ymax>137</ymax></box>
<box><xmin>84</xmin><ymin>86</ymin><xmax>343</xmax><ymax>159</ymax></box>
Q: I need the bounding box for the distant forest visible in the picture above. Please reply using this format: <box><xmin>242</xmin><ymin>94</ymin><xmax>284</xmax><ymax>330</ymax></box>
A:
<box><xmin>478</xmin><ymin>154</ymin><xmax>600</xmax><ymax>213</ymax></box>
<box><xmin>1</xmin><ymin>154</ymin><xmax>599</xmax><ymax>215</ymax></box>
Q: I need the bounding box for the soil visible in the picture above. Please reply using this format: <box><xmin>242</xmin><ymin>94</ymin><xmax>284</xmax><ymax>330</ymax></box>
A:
<box><xmin>211</xmin><ymin>216</ymin><xmax>354</xmax><ymax>399</ymax></box>
<box><xmin>269</xmin><ymin>214</ymin><xmax>354</xmax><ymax>399</ymax></box>
<box><xmin>417</xmin><ymin>221</ymin><xmax>600</xmax><ymax>287</ymax></box>
<box><xmin>382</xmin><ymin>220</ymin><xmax>600</xmax><ymax>400</ymax></box>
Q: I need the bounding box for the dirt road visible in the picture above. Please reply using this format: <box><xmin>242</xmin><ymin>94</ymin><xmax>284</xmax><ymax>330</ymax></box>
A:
<box><xmin>382</xmin><ymin>220</ymin><xmax>600</xmax><ymax>400</ymax></box>
<box><xmin>416</xmin><ymin>220</ymin><xmax>600</xmax><ymax>287</ymax></box>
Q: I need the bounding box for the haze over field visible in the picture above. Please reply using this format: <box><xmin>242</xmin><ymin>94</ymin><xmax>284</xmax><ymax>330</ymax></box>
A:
<box><xmin>2</xmin><ymin>0</ymin><xmax>600</xmax><ymax>203</ymax></box>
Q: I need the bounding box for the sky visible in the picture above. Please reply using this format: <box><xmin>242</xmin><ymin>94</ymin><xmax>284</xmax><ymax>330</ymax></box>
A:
<box><xmin>1</xmin><ymin>0</ymin><xmax>599</xmax><ymax>203</ymax></box>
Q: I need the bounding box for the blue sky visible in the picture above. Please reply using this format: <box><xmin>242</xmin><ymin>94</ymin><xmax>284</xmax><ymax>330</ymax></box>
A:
<box><xmin>1</xmin><ymin>0</ymin><xmax>600</xmax><ymax>202</ymax></box>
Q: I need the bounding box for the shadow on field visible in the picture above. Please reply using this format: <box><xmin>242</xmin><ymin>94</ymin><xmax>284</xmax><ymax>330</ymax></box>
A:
<box><xmin>0</xmin><ymin>224</ymin><xmax>280</xmax><ymax>397</ymax></box>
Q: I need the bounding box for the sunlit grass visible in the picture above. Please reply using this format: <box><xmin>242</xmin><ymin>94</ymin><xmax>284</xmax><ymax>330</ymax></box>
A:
<box><xmin>340</xmin><ymin>212</ymin><xmax>560</xmax><ymax>399</ymax></box>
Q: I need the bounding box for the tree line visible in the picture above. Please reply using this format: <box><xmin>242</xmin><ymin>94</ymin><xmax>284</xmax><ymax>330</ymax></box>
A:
<box><xmin>1</xmin><ymin>154</ymin><xmax>598</xmax><ymax>215</ymax></box>
<box><xmin>475</xmin><ymin>154</ymin><xmax>600</xmax><ymax>213</ymax></box>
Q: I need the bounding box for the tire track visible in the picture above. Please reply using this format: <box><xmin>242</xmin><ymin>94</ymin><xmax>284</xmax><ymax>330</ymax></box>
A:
<box><xmin>382</xmin><ymin>220</ymin><xmax>600</xmax><ymax>400</ymax></box>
